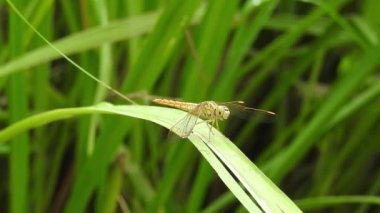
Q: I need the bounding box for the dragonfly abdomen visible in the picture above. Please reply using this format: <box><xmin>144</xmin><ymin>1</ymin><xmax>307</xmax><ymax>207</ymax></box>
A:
<box><xmin>153</xmin><ymin>98</ymin><xmax>197</xmax><ymax>112</ymax></box>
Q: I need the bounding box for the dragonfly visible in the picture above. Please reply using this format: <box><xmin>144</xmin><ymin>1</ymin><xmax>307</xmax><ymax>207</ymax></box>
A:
<box><xmin>153</xmin><ymin>98</ymin><xmax>275</xmax><ymax>139</ymax></box>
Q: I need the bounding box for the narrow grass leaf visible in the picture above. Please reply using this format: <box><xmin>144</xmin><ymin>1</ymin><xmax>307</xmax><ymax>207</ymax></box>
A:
<box><xmin>264</xmin><ymin>44</ymin><xmax>380</xmax><ymax>182</ymax></box>
<box><xmin>296</xmin><ymin>196</ymin><xmax>380</xmax><ymax>211</ymax></box>
<box><xmin>0</xmin><ymin>103</ymin><xmax>300</xmax><ymax>212</ymax></box>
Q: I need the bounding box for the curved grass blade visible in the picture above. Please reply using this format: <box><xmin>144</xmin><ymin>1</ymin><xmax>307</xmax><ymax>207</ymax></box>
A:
<box><xmin>0</xmin><ymin>103</ymin><xmax>259</xmax><ymax>211</ymax></box>
<box><xmin>0</xmin><ymin>103</ymin><xmax>300</xmax><ymax>212</ymax></box>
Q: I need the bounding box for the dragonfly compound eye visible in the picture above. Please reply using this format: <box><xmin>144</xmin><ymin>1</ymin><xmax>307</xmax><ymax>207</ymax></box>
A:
<box><xmin>221</xmin><ymin>106</ymin><xmax>230</xmax><ymax>119</ymax></box>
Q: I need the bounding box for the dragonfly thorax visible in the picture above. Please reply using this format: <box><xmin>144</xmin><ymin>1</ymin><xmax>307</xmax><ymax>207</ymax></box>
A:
<box><xmin>198</xmin><ymin>101</ymin><xmax>230</xmax><ymax>121</ymax></box>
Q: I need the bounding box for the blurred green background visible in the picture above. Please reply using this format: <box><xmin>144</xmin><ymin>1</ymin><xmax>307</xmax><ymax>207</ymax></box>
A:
<box><xmin>1</xmin><ymin>0</ymin><xmax>380</xmax><ymax>212</ymax></box>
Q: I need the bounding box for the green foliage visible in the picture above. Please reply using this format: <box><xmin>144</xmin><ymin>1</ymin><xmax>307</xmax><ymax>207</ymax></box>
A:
<box><xmin>1</xmin><ymin>0</ymin><xmax>380</xmax><ymax>212</ymax></box>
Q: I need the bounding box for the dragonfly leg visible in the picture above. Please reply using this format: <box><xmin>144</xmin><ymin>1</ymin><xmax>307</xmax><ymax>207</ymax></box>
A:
<box><xmin>207</xmin><ymin>120</ymin><xmax>216</xmax><ymax>142</ymax></box>
<box><xmin>215</xmin><ymin>120</ymin><xmax>219</xmax><ymax>130</ymax></box>
<box><xmin>196</xmin><ymin>121</ymin><xmax>205</xmax><ymax>125</ymax></box>
<box><xmin>194</xmin><ymin>119</ymin><xmax>216</xmax><ymax>142</ymax></box>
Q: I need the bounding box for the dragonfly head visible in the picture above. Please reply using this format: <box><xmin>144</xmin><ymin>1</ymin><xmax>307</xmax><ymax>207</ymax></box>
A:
<box><xmin>217</xmin><ymin>105</ymin><xmax>230</xmax><ymax>120</ymax></box>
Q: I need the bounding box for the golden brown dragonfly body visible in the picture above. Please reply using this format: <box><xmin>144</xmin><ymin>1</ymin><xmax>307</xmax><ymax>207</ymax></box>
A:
<box><xmin>153</xmin><ymin>98</ymin><xmax>274</xmax><ymax>138</ymax></box>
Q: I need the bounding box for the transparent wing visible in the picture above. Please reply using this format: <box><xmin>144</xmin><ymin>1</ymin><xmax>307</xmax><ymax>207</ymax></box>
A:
<box><xmin>222</xmin><ymin>101</ymin><xmax>275</xmax><ymax>115</ymax></box>
<box><xmin>221</xmin><ymin>101</ymin><xmax>276</xmax><ymax>122</ymax></box>
<box><xmin>170</xmin><ymin>107</ymin><xmax>201</xmax><ymax>138</ymax></box>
